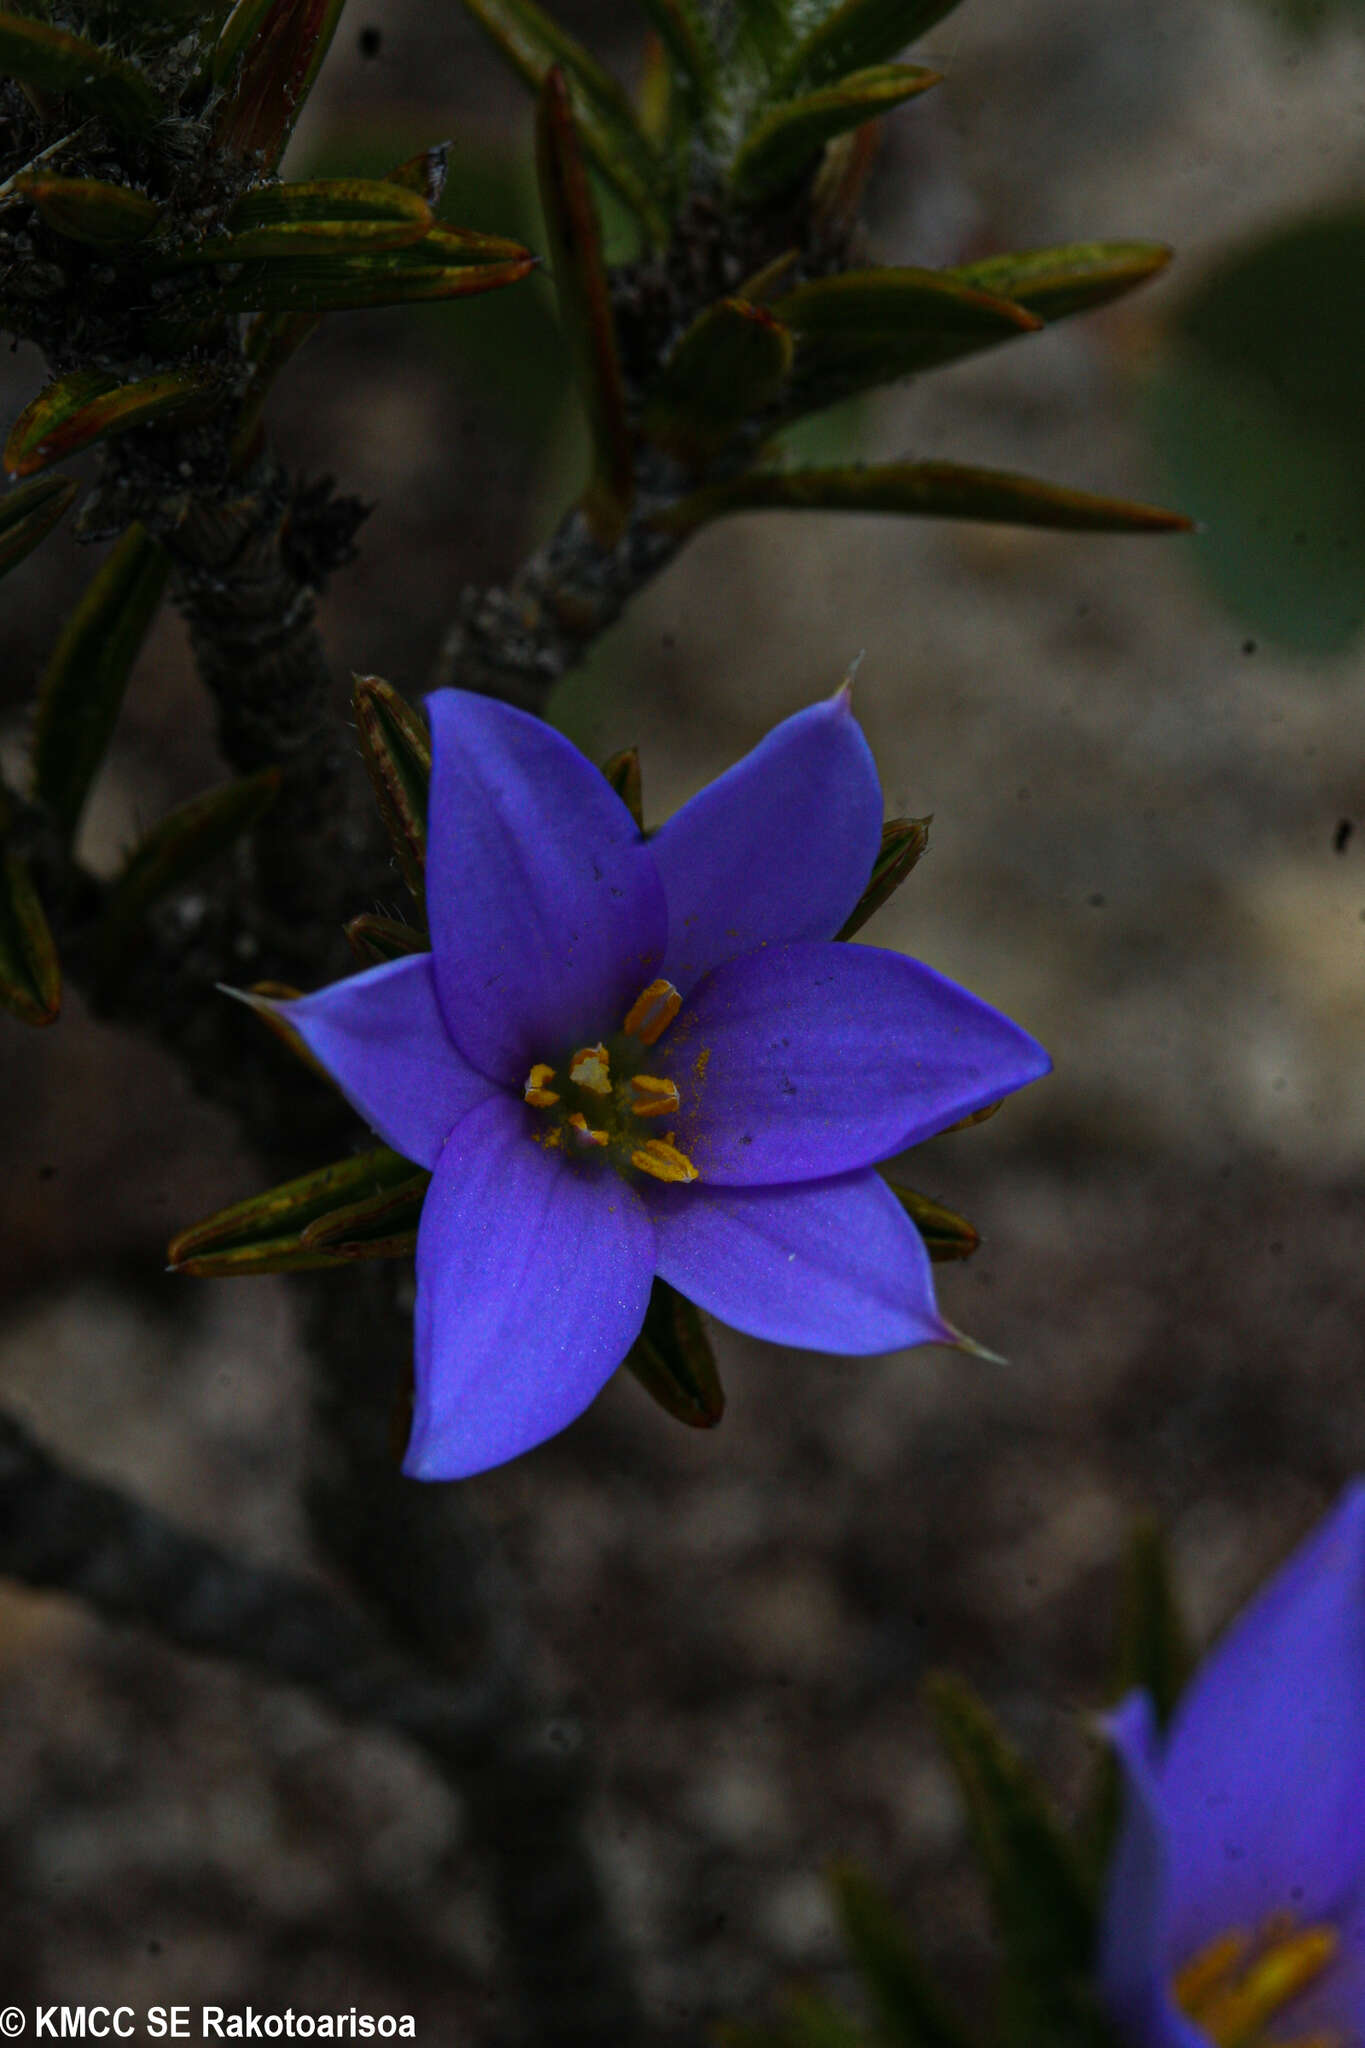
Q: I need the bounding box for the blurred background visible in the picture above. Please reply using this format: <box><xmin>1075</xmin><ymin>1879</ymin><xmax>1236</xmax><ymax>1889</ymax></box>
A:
<box><xmin>2</xmin><ymin>0</ymin><xmax>1365</xmax><ymax>2034</ymax></box>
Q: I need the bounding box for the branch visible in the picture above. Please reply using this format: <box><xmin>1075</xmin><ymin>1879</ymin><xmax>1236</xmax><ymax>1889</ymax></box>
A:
<box><xmin>0</xmin><ymin>1402</ymin><xmax>504</xmax><ymax>1767</ymax></box>
<box><xmin>434</xmin><ymin>475</ymin><xmax>683</xmax><ymax>714</ymax></box>
<box><xmin>0</xmin><ymin>1391</ymin><xmax>655</xmax><ymax>2047</ymax></box>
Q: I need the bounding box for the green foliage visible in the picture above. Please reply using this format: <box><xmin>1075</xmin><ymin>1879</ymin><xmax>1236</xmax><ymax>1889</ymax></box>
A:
<box><xmin>343</xmin><ymin>913</ymin><xmax>427</xmax><ymax>967</ymax></box>
<box><xmin>731</xmin><ymin>63</ymin><xmax>940</xmax><ymax>202</ymax></box>
<box><xmin>1084</xmin><ymin>1521</ymin><xmax>1190</xmax><ymax>1877</ymax></box>
<box><xmin>167</xmin><ymin>1146</ymin><xmax>429</xmax><ymax>1276</ymax></box>
<box><xmin>30</xmin><ymin>524</ymin><xmax>170</xmax><ymax>846</ymax></box>
<box><xmin>645</xmin><ymin>298</ymin><xmax>794</xmax><ymax>463</ymax></box>
<box><xmin>837</xmin><ymin>816</ymin><xmax>931</xmax><ymax>938</ymax></box>
<box><xmin>658</xmin><ymin>463</ymin><xmax>1192</xmax><ymax>538</ymax></box>
<box><xmin>948</xmin><ymin>244</ymin><xmax>1171</xmax><ymax>325</ymax></box>
<box><xmin>95</xmin><ymin>770</ymin><xmax>281</xmax><ymax>996</ymax></box>
<box><xmin>625</xmin><ymin>1278</ymin><xmax>725</xmax><ymax>1427</ymax></box>
<box><xmin>0</xmin><ymin>13</ymin><xmax>162</xmax><ymax>134</ymax></box>
<box><xmin>536</xmin><ymin>66</ymin><xmax>634</xmax><ymax>541</ymax></box>
<box><xmin>599</xmin><ymin>745</ymin><xmax>644</xmax><ymax>827</ymax></box>
<box><xmin>13</xmin><ymin>175</ymin><xmax>162</xmax><ymax>247</ymax></box>
<box><xmin>212</xmin><ymin>0</ymin><xmax>351</xmax><ymax>167</ymax></box>
<box><xmin>0</xmin><ymin>476</ymin><xmax>77</xmax><ymax>579</ymax></box>
<box><xmin>4</xmin><ymin>369</ymin><xmax>215</xmax><ymax>479</ymax></box>
<box><xmin>0</xmin><ymin>807</ymin><xmax>61</xmax><ymax>1027</ymax></box>
<box><xmin>352</xmin><ymin>675</ymin><xmax>432</xmax><ymax>906</ymax></box>
<box><xmin>830</xmin><ymin>1863</ymin><xmax>977</xmax><ymax>2048</ymax></box>
<box><xmin>885</xmin><ymin>1183</ymin><xmax>980</xmax><ymax>1263</ymax></box>
<box><xmin>1145</xmin><ymin>205</ymin><xmax>1365</xmax><ymax>653</ymax></box>
<box><xmin>459</xmin><ymin>0</ymin><xmax>671</xmax><ymax>238</ymax></box>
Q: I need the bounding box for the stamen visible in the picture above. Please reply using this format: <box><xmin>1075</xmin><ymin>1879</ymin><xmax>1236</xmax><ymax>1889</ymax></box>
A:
<box><xmin>629</xmin><ymin>1074</ymin><xmax>680</xmax><ymax>1119</ymax></box>
<box><xmin>622</xmin><ymin>979</ymin><xmax>681</xmax><ymax>1046</ymax></box>
<box><xmin>567</xmin><ymin>1111</ymin><xmax>609</xmax><ymax>1148</ymax></box>
<box><xmin>1173</xmin><ymin>1931</ymin><xmax>1251</xmax><ymax>2018</ymax></box>
<box><xmin>524</xmin><ymin>1062</ymin><xmax>560</xmax><ymax>1108</ymax></box>
<box><xmin>1174</xmin><ymin>1920</ymin><xmax>1339</xmax><ymax>2048</ymax></box>
<box><xmin>568</xmin><ymin>1044</ymin><xmax>612</xmax><ymax>1095</ymax></box>
<box><xmin>631</xmin><ymin>1137</ymin><xmax>698</xmax><ymax>1184</ymax></box>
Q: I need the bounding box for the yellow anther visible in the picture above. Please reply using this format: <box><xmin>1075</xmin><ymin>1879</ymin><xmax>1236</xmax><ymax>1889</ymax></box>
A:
<box><xmin>567</xmin><ymin>1111</ymin><xmax>609</xmax><ymax>1148</ymax></box>
<box><xmin>622</xmin><ymin>979</ymin><xmax>681</xmax><ymax>1046</ymax></box>
<box><xmin>568</xmin><ymin>1043</ymin><xmax>612</xmax><ymax>1095</ymax></box>
<box><xmin>1173</xmin><ymin>1932</ymin><xmax>1252</xmax><ymax>2020</ymax></box>
<box><xmin>524</xmin><ymin>1062</ymin><xmax>560</xmax><ymax>1108</ymax></box>
<box><xmin>1174</xmin><ymin>1921</ymin><xmax>1339</xmax><ymax>2048</ymax></box>
<box><xmin>629</xmin><ymin>1074</ymin><xmax>680</xmax><ymax>1119</ymax></box>
<box><xmin>630</xmin><ymin>1137</ymin><xmax>698</xmax><ymax>1184</ymax></box>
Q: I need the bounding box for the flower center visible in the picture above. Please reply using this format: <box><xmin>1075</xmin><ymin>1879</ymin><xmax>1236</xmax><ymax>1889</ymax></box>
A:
<box><xmin>522</xmin><ymin>979</ymin><xmax>699</xmax><ymax>1185</ymax></box>
<box><xmin>1172</xmin><ymin>1914</ymin><xmax>1342</xmax><ymax>2048</ymax></box>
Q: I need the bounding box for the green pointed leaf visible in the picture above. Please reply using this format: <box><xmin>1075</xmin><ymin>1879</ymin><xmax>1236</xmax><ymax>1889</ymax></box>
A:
<box><xmin>732</xmin><ymin>63</ymin><xmax>940</xmax><ymax>203</ymax></box>
<box><xmin>1114</xmin><ymin>1520</ymin><xmax>1190</xmax><ymax>1727</ymax></box>
<box><xmin>775</xmin><ymin>0</ymin><xmax>964</xmax><ymax>95</ymax></box>
<box><xmin>886</xmin><ymin>1182</ymin><xmax>979</xmax><ymax>1264</ymax></box>
<box><xmin>5</xmin><ymin>368</ymin><xmax>215</xmax><ymax>479</ymax></box>
<box><xmin>645</xmin><ymin>296</ymin><xmax>794</xmax><ymax>462</ymax></box>
<box><xmin>0</xmin><ymin>811</ymin><xmax>61</xmax><ymax>1027</ymax></box>
<box><xmin>600</xmin><ymin>746</ymin><xmax>643</xmax><ymax>828</ymax></box>
<box><xmin>168</xmin><ymin>1146</ymin><xmax>423</xmax><ymax>1277</ymax></box>
<box><xmin>0</xmin><ymin>15</ymin><xmax>162</xmax><ymax>134</ymax></box>
<box><xmin>344</xmin><ymin>912</ymin><xmax>428</xmax><ymax>967</ymax></box>
<box><xmin>353</xmin><ymin>674</ymin><xmax>431</xmax><ymax>903</ymax></box>
<box><xmin>300</xmin><ymin>1168</ymin><xmax>428</xmax><ymax>1258</ymax></box>
<box><xmin>625</xmin><ymin>1277</ymin><xmax>725</xmax><ymax>1428</ymax></box>
<box><xmin>169</xmin><ymin>176</ymin><xmax>434</xmax><ymax>262</ymax></box>
<box><xmin>837</xmin><ymin>814</ymin><xmax>930</xmax><ymax>937</ymax></box>
<box><xmin>458</xmin><ymin>0</ymin><xmax>670</xmax><ymax>238</ymax></box>
<box><xmin>15</xmin><ymin>173</ymin><xmax>161</xmax><ymax>246</ymax></box>
<box><xmin>635</xmin><ymin>0</ymin><xmax>717</xmax><ymax>108</ymax></box>
<box><xmin>829</xmin><ymin>1863</ymin><xmax>977</xmax><ymax>2048</ymax></box>
<box><xmin>659</xmin><ymin>462</ymin><xmax>1193</xmax><ymax>537</ymax></box>
<box><xmin>213</xmin><ymin>0</ymin><xmax>350</xmax><ymax>167</ymax></box>
<box><xmin>949</xmin><ymin>242</ymin><xmax>1172</xmax><ymax>325</ymax></box>
<box><xmin>31</xmin><ymin>524</ymin><xmax>169</xmax><ymax>846</ymax></box>
<box><xmin>926</xmin><ymin>1674</ymin><xmax>1107</xmax><ymax>2047</ymax></box>
<box><xmin>0</xmin><ymin>475</ymin><xmax>78</xmax><ymax>579</ymax></box>
<box><xmin>95</xmin><ymin>769</ymin><xmax>281</xmax><ymax>993</ymax></box>
<box><xmin>1085</xmin><ymin>1520</ymin><xmax>1192</xmax><ymax>1881</ymax></box>
<box><xmin>537</xmin><ymin>66</ymin><xmax>633</xmax><ymax>542</ymax></box>
<box><xmin>202</xmin><ymin>228</ymin><xmax>534</xmax><ymax>311</ymax></box>
<box><xmin>772</xmin><ymin>268</ymin><xmax>1040</xmax><ymax>416</ymax></box>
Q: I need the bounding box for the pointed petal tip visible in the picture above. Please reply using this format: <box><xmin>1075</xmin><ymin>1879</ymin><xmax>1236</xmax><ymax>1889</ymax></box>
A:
<box><xmin>217</xmin><ymin>979</ymin><xmax>276</xmax><ymax>1013</ymax></box>
<box><xmin>939</xmin><ymin>1320</ymin><xmax>1009</xmax><ymax>1364</ymax></box>
<box><xmin>831</xmin><ymin>652</ymin><xmax>865</xmax><ymax>710</ymax></box>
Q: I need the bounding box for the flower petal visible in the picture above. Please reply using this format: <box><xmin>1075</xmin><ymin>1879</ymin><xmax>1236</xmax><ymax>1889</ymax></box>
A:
<box><xmin>404</xmin><ymin>1093</ymin><xmax>656</xmax><ymax>1480</ymax></box>
<box><xmin>647</xmin><ymin>1170</ymin><xmax>951</xmax><ymax>1352</ymax></box>
<box><xmin>1160</xmin><ymin>1484</ymin><xmax>1365</xmax><ymax>1951</ymax></box>
<box><xmin>270</xmin><ymin>955</ymin><xmax>496</xmax><ymax>1169</ymax></box>
<box><xmin>1099</xmin><ymin>1693</ymin><xmax>1207</xmax><ymax>2048</ymax></box>
<box><xmin>424</xmin><ymin>689</ymin><xmax>667</xmax><ymax>1084</ymax></box>
<box><xmin>655</xmin><ymin>941</ymin><xmax>1050</xmax><ymax>1185</ymax></box>
<box><xmin>649</xmin><ymin>691</ymin><xmax>884</xmax><ymax>994</ymax></box>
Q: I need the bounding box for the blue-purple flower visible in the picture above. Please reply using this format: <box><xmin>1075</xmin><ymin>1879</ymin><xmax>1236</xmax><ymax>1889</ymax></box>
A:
<box><xmin>269</xmin><ymin>686</ymin><xmax>1049</xmax><ymax>1480</ymax></box>
<box><xmin>1100</xmin><ymin>1484</ymin><xmax>1365</xmax><ymax>2048</ymax></box>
